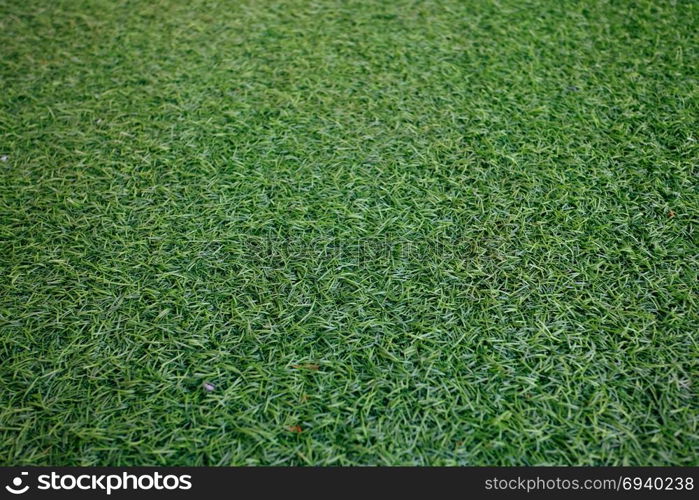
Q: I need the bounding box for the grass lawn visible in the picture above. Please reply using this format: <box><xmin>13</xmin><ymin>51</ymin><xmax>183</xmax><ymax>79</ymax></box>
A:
<box><xmin>1</xmin><ymin>0</ymin><xmax>697</xmax><ymax>466</ymax></box>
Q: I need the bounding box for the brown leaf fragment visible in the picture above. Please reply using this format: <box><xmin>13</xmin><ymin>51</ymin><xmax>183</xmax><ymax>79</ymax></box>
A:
<box><xmin>292</xmin><ymin>364</ymin><xmax>320</xmax><ymax>370</ymax></box>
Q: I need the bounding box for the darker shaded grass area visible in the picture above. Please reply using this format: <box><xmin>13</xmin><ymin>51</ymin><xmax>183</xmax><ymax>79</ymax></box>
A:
<box><xmin>0</xmin><ymin>0</ymin><xmax>697</xmax><ymax>465</ymax></box>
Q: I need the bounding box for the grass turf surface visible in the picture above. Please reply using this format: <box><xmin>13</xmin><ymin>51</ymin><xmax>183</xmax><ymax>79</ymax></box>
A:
<box><xmin>1</xmin><ymin>0</ymin><xmax>698</xmax><ymax>466</ymax></box>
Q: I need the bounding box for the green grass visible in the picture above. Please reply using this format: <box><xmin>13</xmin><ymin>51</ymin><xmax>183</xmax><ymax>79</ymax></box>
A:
<box><xmin>1</xmin><ymin>0</ymin><xmax>697</xmax><ymax>466</ymax></box>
